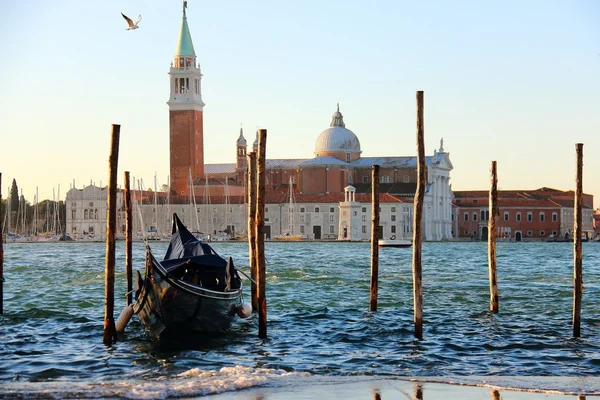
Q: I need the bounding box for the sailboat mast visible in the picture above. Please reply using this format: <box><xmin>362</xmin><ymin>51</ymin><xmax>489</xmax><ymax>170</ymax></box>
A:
<box><xmin>167</xmin><ymin>175</ymin><xmax>171</xmax><ymax>233</ymax></box>
<box><xmin>225</xmin><ymin>176</ymin><xmax>230</xmax><ymax>237</ymax></box>
<box><xmin>189</xmin><ymin>169</ymin><xmax>200</xmax><ymax>233</ymax></box>
<box><xmin>152</xmin><ymin>172</ymin><xmax>160</xmax><ymax>234</ymax></box>
<box><xmin>2</xmin><ymin>189</ymin><xmax>8</xmax><ymax>235</ymax></box>
<box><xmin>17</xmin><ymin>189</ymin><xmax>23</xmax><ymax>235</ymax></box>
<box><xmin>289</xmin><ymin>177</ymin><xmax>295</xmax><ymax>234</ymax></box>
<box><xmin>57</xmin><ymin>185</ymin><xmax>61</xmax><ymax>235</ymax></box>
<box><xmin>34</xmin><ymin>187</ymin><xmax>39</xmax><ymax>236</ymax></box>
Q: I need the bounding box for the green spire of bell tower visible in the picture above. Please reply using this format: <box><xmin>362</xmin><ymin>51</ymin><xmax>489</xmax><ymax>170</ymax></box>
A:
<box><xmin>174</xmin><ymin>1</ymin><xmax>196</xmax><ymax>57</ymax></box>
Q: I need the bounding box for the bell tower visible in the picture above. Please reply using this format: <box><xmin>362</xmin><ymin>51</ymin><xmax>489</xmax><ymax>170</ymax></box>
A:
<box><xmin>236</xmin><ymin>127</ymin><xmax>247</xmax><ymax>169</ymax></box>
<box><xmin>167</xmin><ymin>1</ymin><xmax>205</xmax><ymax>196</ymax></box>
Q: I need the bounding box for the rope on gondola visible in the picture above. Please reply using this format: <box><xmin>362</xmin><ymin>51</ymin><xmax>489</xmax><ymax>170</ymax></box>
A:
<box><xmin>237</xmin><ymin>269</ymin><xmax>257</xmax><ymax>285</ymax></box>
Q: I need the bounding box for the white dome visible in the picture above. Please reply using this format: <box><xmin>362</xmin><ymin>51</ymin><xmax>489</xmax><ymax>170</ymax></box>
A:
<box><xmin>314</xmin><ymin>106</ymin><xmax>361</xmax><ymax>155</ymax></box>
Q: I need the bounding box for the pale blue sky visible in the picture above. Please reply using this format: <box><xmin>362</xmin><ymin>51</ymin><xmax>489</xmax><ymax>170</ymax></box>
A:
<box><xmin>0</xmin><ymin>1</ymin><xmax>598</xmax><ymax>203</ymax></box>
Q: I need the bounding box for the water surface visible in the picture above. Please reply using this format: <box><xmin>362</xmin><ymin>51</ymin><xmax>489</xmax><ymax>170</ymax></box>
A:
<box><xmin>1</xmin><ymin>241</ymin><xmax>599</xmax><ymax>397</ymax></box>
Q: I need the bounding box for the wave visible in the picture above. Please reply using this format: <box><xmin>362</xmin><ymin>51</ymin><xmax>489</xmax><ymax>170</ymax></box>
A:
<box><xmin>2</xmin><ymin>373</ymin><xmax>598</xmax><ymax>399</ymax></box>
<box><xmin>0</xmin><ymin>366</ymin><xmax>306</xmax><ymax>399</ymax></box>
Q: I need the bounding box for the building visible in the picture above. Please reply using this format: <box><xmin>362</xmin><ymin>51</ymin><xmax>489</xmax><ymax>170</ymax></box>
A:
<box><xmin>65</xmin><ymin>3</ymin><xmax>455</xmax><ymax>242</ymax></box>
<box><xmin>452</xmin><ymin>188</ymin><xmax>595</xmax><ymax>241</ymax></box>
<box><xmin>593</xmin><ymin>209</ymin><xmax>600</xmax><ymax>240</ymax></box>
<box><xmin>202</xmin><ymin>111</ymin><xmax>454</xmax><ymax>241</ymax></box>
<box><xmin>168</xmin><ymin>4</ymin><xmax>205</xmax><ymax>196</ymax></box>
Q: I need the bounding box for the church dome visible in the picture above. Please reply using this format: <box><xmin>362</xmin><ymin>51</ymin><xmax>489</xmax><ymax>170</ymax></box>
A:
<box><xmin>314</xmin><ymin>105</ymin><xmax>361</xmax><ymax>156</ymax></box>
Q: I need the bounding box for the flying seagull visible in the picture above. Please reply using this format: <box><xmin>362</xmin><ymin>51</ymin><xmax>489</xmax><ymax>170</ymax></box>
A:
<box><xmin>121</xmin><ymin>12</ymin><xmax>142</xmax><ymax>30</ymax></box>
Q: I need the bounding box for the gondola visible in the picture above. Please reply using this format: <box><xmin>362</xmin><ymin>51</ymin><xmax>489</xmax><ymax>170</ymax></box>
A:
<box><xmin>132</xmin><ymin>213</ymin><xmax>251</xmax><ymax>339</ymax></box>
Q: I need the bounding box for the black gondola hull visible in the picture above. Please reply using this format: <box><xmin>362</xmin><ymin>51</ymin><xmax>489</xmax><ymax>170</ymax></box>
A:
<box><xmin>133</xmin><ymin>214</ymin><xmax>244</xmax><ymax>339</ymax></box>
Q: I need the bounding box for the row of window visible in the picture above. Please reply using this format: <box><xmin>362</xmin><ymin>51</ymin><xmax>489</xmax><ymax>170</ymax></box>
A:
<box><xmin>296</xmin><ymin>206</ymin><xmax>400</xmax><ymax>213</ymax></box>
<box><xmin>72</xmin><ymin>209</ymin><xmax>99</xmax><ymax>219</ymax></box>
<box><xmin>296</xmin><ymin>225</ymin><xmax>407</xmax><ymax>235</ymax></box>
<box><xmin>296</xmin><ymin>214</ymin><xmax>402</xmax><ymax>223</ymax></box>
<box><xmin>463</xmin><ymin>211</ymin><xmax>558</xmax><ymax>222</ymax></box>
<box><xmin>465</xmin><ymin>229</ymin><xmax>558</xmax><ymax>237</ymax></box>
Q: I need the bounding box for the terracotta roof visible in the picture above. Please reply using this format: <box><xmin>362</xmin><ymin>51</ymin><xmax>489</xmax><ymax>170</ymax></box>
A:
<box><xmin>453</xmin><ymin>189</ymin><xmax>594</xmax><ymax>209</ymax></box>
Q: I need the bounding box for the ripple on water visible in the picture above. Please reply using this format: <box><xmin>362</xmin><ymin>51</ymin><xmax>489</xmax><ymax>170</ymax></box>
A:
<box><xmin>0</xmin><ymin>241</ymin><xmax>599</xmax><ymax>386</ymax></box>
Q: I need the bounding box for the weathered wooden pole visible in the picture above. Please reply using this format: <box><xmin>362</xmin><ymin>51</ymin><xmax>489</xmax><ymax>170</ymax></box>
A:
<box><xmin>124</xmin><ymin>171</ymin><xmax>133</xmax><ymax>306</ymax></box>
<box><xmin>255</xmin><ymin>129</ymin><xmax>268</xmax><ymax>338</ymax></box>
<box><xmin>488</xmin><ymin>161</ymin><xmax>499</xmax><ymax>313</ymax></box>
<box><xmin>369</xmin><ymin>165</ymin><xmax>380</xmax><ymax>312</ymax></box>
<box><xmin>0</xmin><ymin>173</ymin><xmax>3</xmax><ymax>315</ymax></box>
<box><xmin>247</xmin><ymin>152</ymin><xmax>258</xmax><ymax>312</ymax></box>
<box><xmin>573</xmin><ymin>143</ymin><xmax>583</xmax><ymax>337</ymax></box>
<box><xmin>491</xmin><ymin>389</ymin><xmax>500</xmax><ymax>400</ymax></box>
<box><xmin>412</xmin><ymin>91</ymin><xmax>425</xmax><ymax>340</ymax></box>
<box><xmin>103</xmin><ymin>124</ymin><xmax>120</xmax><ymax>345</ymax></box>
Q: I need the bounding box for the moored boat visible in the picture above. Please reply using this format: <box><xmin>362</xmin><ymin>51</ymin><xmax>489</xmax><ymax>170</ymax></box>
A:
<box><xmin>378</xmin><ymin>236</ymin><xmax>412</xmax><ymax>248</ymax></box>
<box><xmin>132</xmin><ymin>213</ymin><xmax>251</xmax><ymax>339</ymax></box>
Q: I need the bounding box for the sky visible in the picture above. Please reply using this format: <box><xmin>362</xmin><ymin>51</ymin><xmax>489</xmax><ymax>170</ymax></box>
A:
<box><xmin>0</xmin><ymin>0</ymin><xmax>598</xmax><ymax>204</ymax></box>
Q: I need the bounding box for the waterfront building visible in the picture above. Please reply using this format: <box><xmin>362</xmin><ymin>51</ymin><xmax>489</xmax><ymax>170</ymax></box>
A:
<box><xmin>164</xmin><ymin>4</ymin><xmax>454</xmax><ymax>241</ymax></box>
<box><xmin>65</xmin><ymin>3</ymin><xmax>454</xmax><ymax>242</ymax></box>
<box><xmin>452</xmin><ymin>188</ymin><xmax>595</xmax><ymax>241</ymax></box>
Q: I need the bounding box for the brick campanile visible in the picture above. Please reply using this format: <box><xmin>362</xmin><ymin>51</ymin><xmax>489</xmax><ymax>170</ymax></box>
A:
<box><xmin>167</xmin><ymin>2</ymin><xmax>205</xmax><ymax>196</ymax></box>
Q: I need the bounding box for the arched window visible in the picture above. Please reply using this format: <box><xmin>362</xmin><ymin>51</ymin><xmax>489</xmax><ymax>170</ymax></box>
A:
<box><xmin>95</xmin><ymin>209</ymin><xmax>99</xmax><ymax>219</ymax></box>
<box><xmin>379</xmin><ymin>176</ymin><xmax>392</xmax><ymax>183</ymax></box>
<box><xmin>84</xmin><ymin>209</ymin><xmax>88</xmax><ymax>219</ymax></box>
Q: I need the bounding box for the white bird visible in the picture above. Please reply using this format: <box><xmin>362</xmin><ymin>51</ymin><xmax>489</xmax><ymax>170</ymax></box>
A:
<box><xmin>121</xmin><ymin>12</ymin><xmax>141</xmax><ymax>30</ymax></box>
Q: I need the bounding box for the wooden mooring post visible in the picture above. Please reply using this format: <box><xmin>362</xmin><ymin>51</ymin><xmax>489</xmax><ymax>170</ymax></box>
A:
<box><xmin>488</xmin><ymin>161</ymin><xmax>499</xmax><ymax>313</ymax></box>
<box><xmin>573</xmin><ymin>143</ymin><xmax>583</xmax><ymax>337</ymax></box>
<box><xmin>369</xmin><ymin>165</ymin><xmax>380</xmax><ymax>312</ymax></box>
<box><xmin>124</xmin><ymin>171</ymin><xmax>133</xmax><ymax>307</ymax></box>
<box><xmin>0</xmin><ymin>173</ymin><xmax>3</xmax><ymax>315</ymax></box>
<box><xmin>103</xmin><ymin>124</ymin><xmax>120</xmax><ymax>345</ymax></box>
<box><xmin>247</xmin><ymin>151</ymin><xmax>258</xmax><ymax>312</ymax></box>
<box><xmin>255</xmin><ymin>129</ymin><xmax>268</xmax><ymax>338</ymax></box>
<box><xmin>412</xmin><ymin>91</ymin><xmax>425</xmax><ymax>339</ymax></box>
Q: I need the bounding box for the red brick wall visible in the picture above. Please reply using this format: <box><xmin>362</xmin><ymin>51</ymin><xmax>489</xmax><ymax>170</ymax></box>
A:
<box><xmin>300</xmin><ymin>168</ymin><xmax>327</xmax><ymax>193</ymax></box>
<box><xmin>170</xmin><ymin>110</ymin><xmax>204</xmax><ymax>196</ymax></box>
